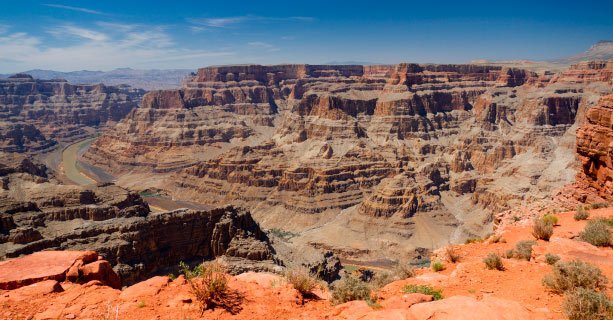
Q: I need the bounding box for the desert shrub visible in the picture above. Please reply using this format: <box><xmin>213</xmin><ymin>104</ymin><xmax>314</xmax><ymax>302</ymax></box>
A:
<box><xmin>370</xmin><ymin>271</ymin><xmax>395</xmax><ymax>289</ymax></box>
<box><xmin>330</xmin><ymin>275</ymin><xmax>372</xmax><ymax>305</ymax></box>
<box><xmin>445</xmin><ymin>246</ymin><xmax>461</xmax><ymax>263</ymax></box>
<box><xmin>181</xmin><ymin>261</ymin><xmax>241</xmax><ymax>314</ymax></box>
<box><xmin>574</xmin><ymin>206</ymin><xmax>589</xmax><ymax>221</ymax></box>
<box><xmin>465</xmin><ymin>238</ymin><xmax>483</xmax><ymax>244</ymax></box>
<box><xmin>544</xmin><ymin>253</ymin><xmax>561</xmax><ymax>265</ymax></box>
<box><xmin>579</xmin><ymin>219</ymin><xmax>612</xmax><ymax>247</ymax></box>
<box><xmin>487</xmin><ymin>234</ymin><xmax>506</xmax><ymax>244</ymax></box>
<box><xmin>514</xmin><ymin>240</ymin><xmax>536</xmax><ymax>261</ymax></box>
<box><xmin>483</xmin><ymin>253</ymin><xmax>505</xmax><ymax>271</ymax></box>
<box><xmin>542</xmin><ymin>260</ymin><xmax>608</xmax><ymax>293</ymax></box>
<box><xmin>503</xmin><ymin>249</ymin><xmax>514</xmax><ymax>259</ymax></box>
<box><xmin>542</xmin><ymin>214</ymin><xmax>559</xmax><ymax>226</ymax></box>
<box><xmin>563</xmin><ymin>288</ymin><xmax>613</xmax><ymax>320</ymax></box>
<box><xmin>268</xmin><ymin>228</ymin><xmax>298</xmax><ymax>240</ymax></box>
<box><xmin>401</xmin><ymin>284</ymin><xmax>443</xmax><ymax>300</ymax></box>
<box><xmin>431</xmin><ymin>260</ymin><xmax>445</xmax><ymax>272</ymax></box>
<box><xmin>285</xmin><ymin>268</ymin><xmax>320</xmax><ymax>297</ymax></box>
<box><xmin>394</xmin><ymin>261</ymin><xmax>415</xmax><ymax>279</ymax></box>
<box><xmin>590</xmin><ymin>202</ymin><xmax>612</xmax><ymax>209</ymax></box>
<box><xmin>532</xmin><ymin>218</ymin><xmax>554</xmax><ymax>241</ymax></box>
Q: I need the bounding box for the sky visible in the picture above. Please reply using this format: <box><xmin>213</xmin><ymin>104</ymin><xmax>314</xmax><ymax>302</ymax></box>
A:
<box><xmin>0</xmin><ymin>0</ymin><xmax>612</xmax><ymax>72</ymax></box>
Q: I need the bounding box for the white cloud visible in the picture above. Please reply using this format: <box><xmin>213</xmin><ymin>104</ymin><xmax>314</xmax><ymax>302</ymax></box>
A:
<box><xmin>247</xmin><ymin>41</ymin><xmax>280</xmax><ymax>52</ymax></box>
<box><xmin>0</xmin><ymin>24</ymin><xmax>9</xmax><ymax>34</ymax></box>
<box><xmin>188</xmin><ymin>15</ymin><xmax>315</xmax><ymax>28</ymax></box>
<box><xmin>0</xmin><ymin>24</ymin><xmax>235</xmax><ymax>72</ymax></box>
<box><xmin>43</xmin><ymin>4</ymin><xmax>106</xmax><ymax>15</ymax></box>
<box><xmin>47</xmin><ymin>25</ymin><xmax>109</xmax><ymax>41</ymax></box>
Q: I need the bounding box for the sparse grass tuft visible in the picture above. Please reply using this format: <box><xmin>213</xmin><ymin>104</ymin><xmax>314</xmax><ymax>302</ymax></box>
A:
<box><xmin>532</xmin><ymin>217</ymin><xmax>554</xmax><ymax>241</ymax></box>
<box><xmin>545</xmin><ymin>253</ymin><xmax>561</xmax><ymax>265</ymax></box>
<box><xmin>542</xmin><ymin>214</ymin><xmax>559</xmax><ymax>226</ymax></box>
<box><xmin>445</xmin><ymin>246</ymin><xmax>461</xmax><ymax>263</ymax></box>
<box><xmin>465</xmin><ymin>237</ymin><xmax>483</xmax><ymax>244</ymax></box>
<box><xmin>136</xmin><ymin>301</ymin><xmax>145</xmax><ymax>308</ymax></box>
<box><xmin>503</xmin><ymin>249</ymin><xmax>515</xmax><ymax>259</ymax></box>
<box><xmin>393</xmin><ymin>261</ymin><xmax>415</xmax><ymax>279</ymax></box>
<box><xmin>431</xmin><ymin>260</ymin><xmax>445</xmax><ymax>272</ymax></box>
<box><xmin>574</xmin><ymin>206</ymin><xmax>589</xmax><ymax>221</ymax></box>
<box><xmin>483</xmin><ymin>253</ymin><xmax>505</xmax><ymax>271</ymax></box>
<box><xmin>542</xmin><ymin>260</ymin><xmax>608</xmax><ymax>293</ymax></box>
<box><xmin>285</xmin><ymin>268</ymin><xmax>320</xmax><ymax>298</ymax></box>
<box><xmin>514</xmin><ymin>240</ymin><xmax>536</xmax><ymax>261</ymax></box>
<box><xmin>563</xmin><ymin>288</ymin><xmax>613</xmax><ymax>320</ymax></box>
<box><xmin>401</xmin><ymin>284</ymin><xmax>443</xmax><ymax>300</ymax></box>
<box><xmin>590</xmin><ymin>202</ymin><xmax>612</xmax><ymax>209</ymax></box>
<box><xmin>579</xmin><ymin>219</ymin><xmax>612</xmax><ymax>247</ymax></box>
<box><xmin>330</xmin><ymin>276</ymin><xmax>373</xmax><ymax>305</ymax></box>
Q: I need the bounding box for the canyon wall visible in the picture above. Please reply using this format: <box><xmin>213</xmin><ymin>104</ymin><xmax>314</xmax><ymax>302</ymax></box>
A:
<box><xmin>83</xmin><ymin>61</ymin><xmax>613</xmax><ymax>261</ymax></box>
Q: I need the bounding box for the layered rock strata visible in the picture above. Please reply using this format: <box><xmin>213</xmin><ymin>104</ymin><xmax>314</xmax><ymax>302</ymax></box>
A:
<box><xmin>84</xmin><ymin>61</ymin><xmax>613</xmax><ymax>260</ymax></box>
<box><xmin>0</xmin><ymin>74</ymin><xmax>143</xmax><ymax>152</ymax></box>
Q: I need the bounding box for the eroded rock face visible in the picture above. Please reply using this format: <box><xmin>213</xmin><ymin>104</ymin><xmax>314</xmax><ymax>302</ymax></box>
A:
<box><xmin>0</xmin><ymin>75</ymin><xmax>143</xmax><ymax>151</ymax></box>
<box><xmin>83</xmin><ymin>61</ymin><xmax>613</xmax><ymax>261</ymax></box>
<box><xmin>576</xmin><ymin>94</ymin><xmax>613</xmax><ymax>201</ymax></box>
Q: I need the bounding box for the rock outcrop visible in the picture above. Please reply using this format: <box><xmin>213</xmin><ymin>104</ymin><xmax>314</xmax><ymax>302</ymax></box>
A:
<box><xmin>576</xmin><ymin>94</ymin><xmax>613</xmax><ymax>201</ymax></box>
<box><xmin>83</xmin><ymin>61</ymin><xmax>613</xmax><ymax>262</ymax></box>
<box><xmin>0</xmin><ymin>75</ymin><xmax>143</xmax><ymax>152</ymax></box>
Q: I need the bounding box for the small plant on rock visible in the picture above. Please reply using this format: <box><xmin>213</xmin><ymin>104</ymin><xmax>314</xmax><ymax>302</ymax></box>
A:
<box><xmin>330</xmin><ymin>275</ymin><xmax>373</xmax><ymax>305</ymax></box>
<box><xmin>445</xmin><ymin>246</ymin><xmax>461</xmax><ymax>263</ymax></box>
<box><xmin>483</xmin><ymin>253</ymin><xmax>505</xmax><ymax>271</ymax></box>
<box><xmin>544</xmin><ymin>253</ymin><xmax>561</xmax><ymax>265</ymax></box>
<box><xmin>574</xmin><ymin>206</ymin><xmax>589</xmax><ymax>221</ymax></box>
<box><xmin>579</xmin><ymin>218</ymin><xmax>612</xmax><ymax>247</ymax></box>
<box><xmin>563</xmin><ymin>288</ymin><xmax>613</xmax><ymax>320</ymax></box>
<box><xmin>514</xmin><ymin>240</ymin><xmax>536</xmax><ymax>261</ymax></box>
<box><xmin>431</xmin><ymin>260</ymin><xmax>445</xmax><ymax>272</ymax></box>
<box><xmin>181</xmin><ymin>261</ymin><xmax>242</xmax><ymax>315</ymax></box>
<box><xmin>542</xmin><ymin>260</ymin><xmax>608</xmax><ymax>293</ymax></box>
<box><xmin>285</xmin><ymin>268</ymin><xmax>320</xmax><ymax>298</ymax></box>
<box><xmin>542</xmin><ymin>213</ymin><xmax>559</xmax><ymax>226</ymax></box>
<box><xmin>532</xmin><ymin>217</ymin><xmax>554</xmax><ymax>241</ymax></box>
<box><xmin>401</xmin><ymin>284</ymin><xmax>443</xmax><ymax>300</ymax></box>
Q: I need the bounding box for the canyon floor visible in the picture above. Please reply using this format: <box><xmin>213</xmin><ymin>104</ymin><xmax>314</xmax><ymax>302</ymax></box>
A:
<box><xmin>1</xmin><ymin>207</ymin><xmax>611</xmax><ymax>320</ymax></box>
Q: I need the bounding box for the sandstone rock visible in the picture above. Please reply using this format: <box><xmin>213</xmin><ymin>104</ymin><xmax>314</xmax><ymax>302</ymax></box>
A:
<box><xmin>120</xmin><ymin>276</ymin><xmax>170</xmax><ymax>301</ymax></box>
<box><xmin>79</xmin><ymin>260</ymin><xmax>121</xmax><ymax>289</ymax></box>
<box><xmin>407</xmin><ymin>295</ymin><xmax>536</xmax><ymax>320</ymax></box>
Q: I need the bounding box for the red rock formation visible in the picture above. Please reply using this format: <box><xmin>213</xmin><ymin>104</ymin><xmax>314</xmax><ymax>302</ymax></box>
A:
<box><xmin>576</xmin><ymin>94</ymin><xmax>613</xmax><ymax>201</ymax></box>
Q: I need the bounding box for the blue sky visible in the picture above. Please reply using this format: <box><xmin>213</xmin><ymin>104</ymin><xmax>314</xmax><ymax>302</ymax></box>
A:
<box><xmin>0</xmin><ymin>0</ymin><xmax>611</xmax><ymax>72</ymax></box>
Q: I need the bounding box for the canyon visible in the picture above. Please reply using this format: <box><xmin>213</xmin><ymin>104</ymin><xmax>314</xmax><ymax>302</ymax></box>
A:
<box><xmin>80</xmin><ymin>60</ymin><xmax>612</xmax><ymax>265</ymax></box>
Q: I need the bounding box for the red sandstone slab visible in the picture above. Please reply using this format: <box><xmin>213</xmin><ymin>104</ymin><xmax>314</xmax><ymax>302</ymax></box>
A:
<box><xmin>0</xmin><ymin>250</ymin><xmax>97</xmax><ymax>290</ymax></box>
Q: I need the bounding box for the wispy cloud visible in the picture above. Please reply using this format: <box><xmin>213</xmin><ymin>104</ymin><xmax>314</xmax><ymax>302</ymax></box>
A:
<box><xmin>0</xmin><ymin>24</ymin><xmax>9</xmax><ymax>34</ymax></box>
<box><xmin>47</xmin><ymin>25</ymin><xmax>109</xmax><ymax>41</ymax></box>
<box><xmin>247</xmin><ymin>41</ymin><xmax>280</xmax><ymax>52</ymax></box>
<box><xmin>188</xmin><ymin>15</ymin><xmax>315</xmax><ymax>28</ymax></box>
<box><xmin>43</xmin><ymin>4</ymin><xmax>106</xmax><ymax>15</ymax></box>
<box><xmin>0</xmin><ymin>23</ymin><xmax>235</xmax><ymax>72</ymax></box>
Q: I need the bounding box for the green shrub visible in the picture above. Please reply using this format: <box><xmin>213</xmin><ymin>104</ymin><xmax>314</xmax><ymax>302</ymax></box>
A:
<box><xmin>330</xmin><ymin>276</ymin><xmax>373</xmax><ymax>305</ymax></box>
<box><xmin>514</xmin><ymin>240</ymin><xmax>536</xmax><ymax>261</ymax></box>
<box><xmin>579</xmin><ymin>219</ymin><xmax>612</xmax><ymax>247</ymax></box>
<box><xmin>542</xmin><ymin>260</ymin><xmax>608</xmax><ymax>293</ymax></box>
<box><xmin>182</xmin><ymin>261</ymin><xmax>242</xmax><ymax>315</ymax></box>
<box><xmin>431</xmin><ymin>260</ymin><xmax>445</xmax><ymax>272</ymax></box>
<box><xmin>563</xmin><ymin>288</ymin><xmax>613</xmax><ymax>320</ymax></box>
<box><xmin>532</xmin><ymin>218</ymin><xmax>554</xmax><ymax>241</ymax></box>
<box><xmin>401</xmin><ymin>284</ymin><xmax>443</xmax><ymax>300</ymax></box>
<box><xmin>544</xmin><ymin>253</ymin><xmax>561</xmax><ymax>265</ymax></box>
<box><xmin>285</xmin><ymin>268</ymin><xmax>320</xmax><ymax>297</ymax></box>
<box><xmin>574</xmin><ymin>206</ymin><xmax>589</xmax><ymax>221</ymax></box>
<box><xmin>542</xmin><ymin>214</ymin><xmax>559</xmax><ymax>226</ymax></box>
<box><xmin>483</xmin><ymin>253</ymin><xmax>504</xmax><ymax>270</ymax></box>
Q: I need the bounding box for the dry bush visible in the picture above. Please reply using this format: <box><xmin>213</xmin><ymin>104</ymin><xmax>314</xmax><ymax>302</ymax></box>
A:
<box><xmin>503</xmin><ymin>249</ymin><xmax>514</xmax><ymax>259</ymax></box>
<box><xmin>181</xmin><ymin>261</ymin><xmax>242</xmax><ymax>315</ymax></box>
<box><xmin>579</xmin><ymin>219</ymin><xmax>612</xmax><ymax>247</ymax></box>
<box><xmin>483</xmin><ymin>253</ymin><xmax>504</xmax><ymax>271</ymax></box>
<box><xmin>563</xmin><ymin>288</ymin><xmax>613</xmax><ymax>320</ymax></box>
<box><xmin>574</xmin><ymin>206</ymin><xmax>589</xmax><ymax>221</ymax></box>
<box><xmin>445</xmin><ymin>246</ymin><xmax>461</xmax><ymax>263</ymax></box>
<box><xmin>532</xmin><ymin>218</ymin><xmax>554</xmax><ymax>241</ymax></box>
<box><xmin>514</xmin><ymin>240</ymin><xmax>536</xmax><ymax>261</ymax></box>
<box><xmin>393</xmin><ymin>261</ymin><xmax>415</xmax><ymax>279</ymax></box>
<box><xmin>542</xmin><ymin>214</ymin><xmax>559</xmax><ymax>226</ymax></box>
<box><xmin>544</xmin><ymin>253</ymin><xmax>561</xmax><ymax>265</ymax></box>
<box><xmin>401</xmin><ymin>284</ymin><xmax>443</xmax><ymax>300</ymax></box>
<box><xmin>330</xmin><ymin>275</ymin><xmax>373</xmax><ymax>305</ymax></box>
<box><xmin>370</xmin><ymin>271</ymin><xmax>395</xmax><ymax>289</ymax></box>
<box><xmin>542</xmin><ymin>260</ymin><xmax>608</xmax><ymax>293</ymax></box>
<box><xmin>285</xmin><ymin>268</ymin><xmax>320</xmax><ymax>298</ymax></box>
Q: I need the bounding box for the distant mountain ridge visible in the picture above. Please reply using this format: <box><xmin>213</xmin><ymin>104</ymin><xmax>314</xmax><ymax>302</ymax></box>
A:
<box><xmin>0</xmin><ymin>68</ymin><xmax>193</xmax><ymax>90</ymax></box>
<box><xmin>554</xmin><ymin>40</ymin><xmax>613</xmax><ymax>64</ymax></box>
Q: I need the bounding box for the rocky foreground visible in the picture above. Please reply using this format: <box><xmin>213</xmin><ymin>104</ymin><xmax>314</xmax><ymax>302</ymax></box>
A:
<box><xmin>1</xmin><ymin>207</ymin><xmax>610</xmax><ymax>320</ymax></box>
